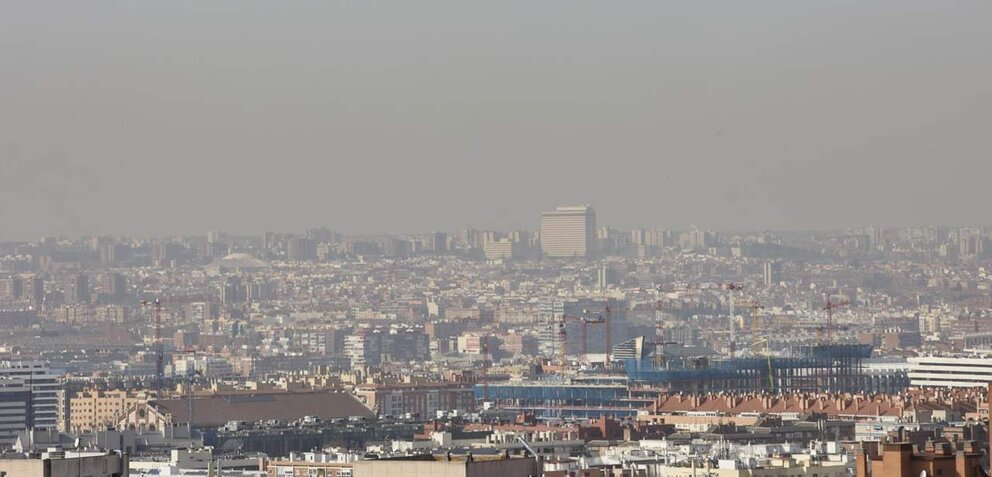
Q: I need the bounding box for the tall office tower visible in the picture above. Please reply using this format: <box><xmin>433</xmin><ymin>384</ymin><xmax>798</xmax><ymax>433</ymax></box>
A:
<box><xmin>306</xmin><ymin>227</ymin><xmax>338</xmax><ymax>244</ymax></box>
<box><xmin>426</xmin><ymin>232</ymin><xmax>448</xmax><ymax>253</ymax></box>
<box><xmin>0</xmin><ymin>276</ymin><xmax>22</xmax><ymax>301</ymax></box>
<box><xmin>865</xmin><ymin>226</ymin><xmax>884</xmax><ymax>251</ymax></box>
<box><xmin>101</xmin><ymin>273</ymin><xmax>126</xmax><ymax>301</ymax></box>
<box><xmin>221</xmin><ymin>277</ymin><xmax>247</xmax><ymax>305</ymax></box>
<box><xmin>685</xmin><ymin>227</ymin><xmax>710</xmax><ymax>251</ymax></box>
<box><xmin>0</xmin><ymin>361</ymin><xmax>61</xmax><ymax>435</ymax></box>
<box><xmin>19</xmin><ymin>275</ymin><xmax>44</xmax><ymax>307</ymax></box>
<box><xmin>206</xmin><ymin>230</ymin><xmax>227</xmax><ymax>244</ymax></box>
<box><xmin>63</xmin><ymin>273</ymin><xmax>89</xmax><ymax>304</ymax></box>
<box><xmin>99</xmin><ymin>243</ymin><xmax>125</xmax><ymax>266</ymax></box>
<box><xmin>763</xmin><ymin>261</ymin><xmax>781</xmax><ymax>287</ymax></box>
<box><xmin>345</xmin><ymin>330</ymin><xmax>383</xmax><ymax>368</ymax></box>
<box><xmin>287</xmin><ymin>237</ymin><xmax>316</xmax><ymax>261</ymax></box>
<box><xmin>597</xmin><ymin>265</ymin><xmax>615</xmax><ymax>290</ymax></box>
<box><xmin>540</xmin><ymin>205</ymin><xmax>596</xmax><ymax>258</ymax></box>
<box><xmin>958</xmin><ymin>229</ymin><xmax>983</xmax><ymax>257</ymax></box>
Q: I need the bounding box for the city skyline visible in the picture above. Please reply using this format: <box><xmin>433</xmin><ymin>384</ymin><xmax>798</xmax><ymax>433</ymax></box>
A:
<box><xmin>5</xmin><ymin>218</ymin><xmax>992</xmax><ymax>242</ymax></box>
<box><xmin>2</xmin><ymin>2</ymin><xmax>992</xmax><ymax>475</ymax></box>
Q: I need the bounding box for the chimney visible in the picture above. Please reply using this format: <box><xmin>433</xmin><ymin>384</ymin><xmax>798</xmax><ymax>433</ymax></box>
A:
<box><xmin>882</xmin><ymin>443</ymin><xmax>912</xmax><ymax>477</ymax></box>
<box><xmin>856</xmin><ymin>443</ymin><xmax>873</xmax><ymax>477</ymax></box>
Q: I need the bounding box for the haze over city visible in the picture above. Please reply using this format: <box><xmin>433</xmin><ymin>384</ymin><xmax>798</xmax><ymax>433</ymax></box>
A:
<box><xmin>2</xmin><ymin>3</ymin><xmax>992</xmax><ymax>477</ymax></box>
<box><xmin>2</xmin><ymin>1</ymin><xmax>992</xmax><ymax>239</ymax></box>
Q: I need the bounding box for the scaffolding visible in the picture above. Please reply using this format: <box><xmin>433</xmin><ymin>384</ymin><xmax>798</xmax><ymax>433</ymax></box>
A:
<box><xmin>625</xmin><ymin>344</ymin><xmax>904</xmax><ymax>394</ymax></box>
<box><xmin>473</xmin><ymin>381</ymin><xmax>652</xmax><ymax>421</ymax></box>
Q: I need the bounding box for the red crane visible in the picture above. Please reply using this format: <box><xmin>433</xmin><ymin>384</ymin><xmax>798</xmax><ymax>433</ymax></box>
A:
<box><xmin>561</xmin><ymin>313</ymin><xmax>606</xmax><ymax>358</ymax></box>
<box><xmin>823</xmin><ymin>296</ymin><xmax>850</xmax><ymax>345</ymax></box>
<box><xmin>724</xmin><ymin>283</ymin><xmax>745</xmax><ymax>291</ymax></box>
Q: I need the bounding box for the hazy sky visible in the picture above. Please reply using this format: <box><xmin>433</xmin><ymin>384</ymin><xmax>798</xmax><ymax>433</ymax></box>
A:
<box><xmin>1</xmin><ymin>1</ymin><xmax>990</xmax><ymax>239</ymax></box>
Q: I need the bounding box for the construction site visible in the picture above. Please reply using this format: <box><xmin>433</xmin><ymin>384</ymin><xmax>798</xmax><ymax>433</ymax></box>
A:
<box><xmin>625</xmin><ymin>344</ymin><xmax>906</xmax><ymax>394</ymax></box>
<box><xmin>477</xmin><ymin>343</ymin><xmax>909</xmax><ymax>421</ymax></box>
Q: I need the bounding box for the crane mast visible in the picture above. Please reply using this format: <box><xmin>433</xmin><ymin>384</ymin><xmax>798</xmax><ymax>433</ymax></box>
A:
<box><xmin>141</xmin><ymin>298</ymin><xmax>165</xmax><ymax>393</ymax></box>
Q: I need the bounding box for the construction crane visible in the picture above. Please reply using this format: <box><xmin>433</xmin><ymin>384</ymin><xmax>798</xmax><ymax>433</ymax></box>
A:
<box><xmin>752</xmin><ymin>338</ymin><xmax>774</xmax><ymax>391</ymax></box>
<box><xmin>734</xmin><ymin>297</ymin><xmax>773</xmax><ymax>390</ymax></box>
<box><xmin>732</xmin><ymin>297</ymin><xmax>764</xmax><ymax>340</ymax></box>
<box><xmin>822</xmin><ymin>295</ymin><xmax>850</xmax><ymax>345</ymax></box>
<box><xmin>654</xmin><ymin>301</ymin><xmax>665</xmax><ymax>366</ymax></box>
<box><xmin>561</xmin><ymin>313</ymin><xmax>605</xmax><ymax>359</ymax></box>
<box><xmin>140</xmin><ymin>298</ymin><xmax>165</xmax><ymax>392</ymax></box>
<box><xmin>557</xmin><ymin>318</ymin><xmax>568</xmax><ymax>369</ymax></box>
<box><xmin>481</xmin><ymin>334</ymin><xmax>491</xmax><ymax>405</ymax></box>
<box><xmin>723</xmin><ymin>283</ymin><xmax>745</xmax><ymax>292</ymax></box>
<box><xmin>182</xmin><ymin>346</ymin><xmax>202</xmax><ymax>435</ymax></box>
<box><xmin>604</xmin><ymin>304</ymin><xmax>612</xmax><ymax>366</ymax></box>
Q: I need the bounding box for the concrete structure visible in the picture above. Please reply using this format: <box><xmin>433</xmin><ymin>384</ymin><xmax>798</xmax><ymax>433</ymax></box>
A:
<box><xmin>0</xmin><ymin>450</ymin><xmax>128</xmax><ymax>477</ymax></box>
<box><xmin>907</xmin><ymin>355</ymin><xmax>992</xmax><ymax>388</ymax></box>
<box><xmin>122</xmin><ymin>390</ymin><xmax>373</xmax><ymax>429</ymax></box>
<box><xmin>355</xmin><ymin>383</ymin><xmax>475</xmax><ymax>418</ymax></box>
<box><xmin>353</xmin><ymin>454</ymin><xmax>541</xmax><ymax>477</ymax></box>
<box><xmin>540</xmin><ymin>206</ymin><xmax>596</xmax><ymax>259</ymax></box>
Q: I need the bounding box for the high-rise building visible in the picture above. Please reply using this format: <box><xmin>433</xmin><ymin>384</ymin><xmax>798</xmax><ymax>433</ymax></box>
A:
<box><xmin>425</xmin><ymin>232</ymin><xmax>448</xmax><ymax>253</ymax></box>
<box><xmin>0</xmin><ymin>361</ymin><xmax>61</xmax><ymax>433</ymax></box>
<box><xmin>597</xmin><ymin>265</ymin><xmax>615</xmax><ymax>290</ymax></box>
<box><xmin>540</xmin><ymin>205</ymin><xmax>596</xmax><ymax>259</ymax></box>
<box><xmin>63</xmin><ymin>273</ymin><xmax>89</xmax><ymax>305</ymax></box>
<box><xmin>101</xmin><ymin>273</ymin><xmax>126</xmax><ymax>301</ymax></box>
<box><xmin>958</xmin><ymin>228</ymin><xmax>983</xmax><ymax>257</ymax></box>
<box><xmin>0</xmin><ymin>276</ymin><xmax>22</xmax><ymax>302</ymax></box>
<box><xmin>287</xmin><ymin>237</ymin><xmax>316</xmax><ymax>261</ymax></box>
<box><xmin>221</xmin><ymin>277</ymin><xmax>246</xmax><ymax>305</ymax></box>
<box><xmin>345</xmin><ymin>330</ymin><xmax>383</xmax><ymax>368</ymax></box>
<box><xmin>23</xmin><ymin>275</ymin><xmax>44</xmax><ymax>306</ymax></box>
<box><xmin>483</xmin><ymin>239</ymin><xmax>516</xmax><ymax>260</ymax></box>
<box><xmin>763</xmin><ymin>261</ymin><xmax>781</xmax><ymax>287</ymax></box>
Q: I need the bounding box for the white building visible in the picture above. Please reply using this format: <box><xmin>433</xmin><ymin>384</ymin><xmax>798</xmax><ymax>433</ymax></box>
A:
<box><xmin>540</xmin><ymin>206</ymin><xmax>596</xmax><ymax>258</ymax></box>
<box><xmin>907</xmin><ymin>355</ymin><xmax>992</xmax><ymax>388</ymax></box>
<box><xmin>0</xmin><ymin>361</ymin><xmax>61</xmax><ymax>431</ymax></box>
<box><xmin>483</xmin><ymin>239</ymin><xmax>517</xmax><ymax>261</ymax></box>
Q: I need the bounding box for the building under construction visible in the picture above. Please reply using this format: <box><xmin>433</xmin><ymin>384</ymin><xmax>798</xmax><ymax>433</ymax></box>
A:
<box><xmin>476</xmin><ymin>344</ymin><xmax>908</xmax><ymax>421</ymax></box>
<box><xmin>478</xmin><ymin>380</ymin><xmax>652</xmax><ymax>421</ymax></box>
<box><xmin>627</xmin><ymin>344</ymin><xmax>907</xmax><ymax>394</ymax></box>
